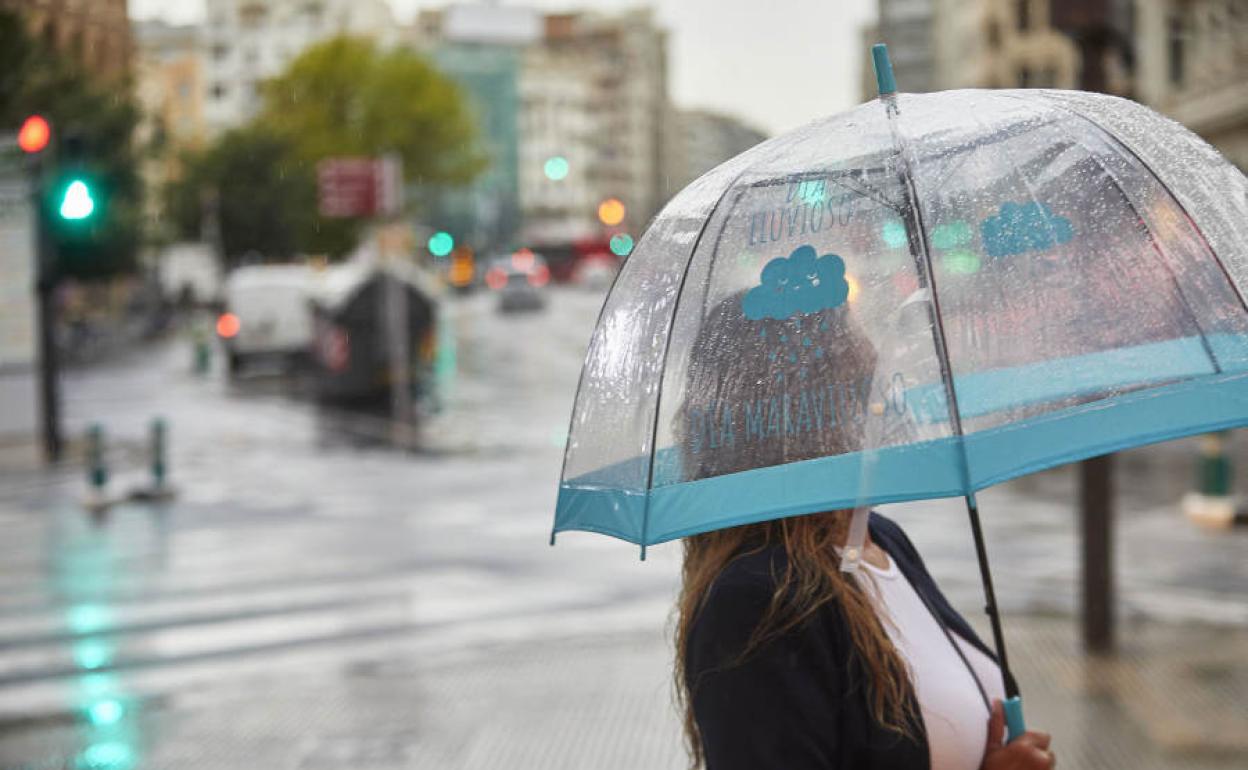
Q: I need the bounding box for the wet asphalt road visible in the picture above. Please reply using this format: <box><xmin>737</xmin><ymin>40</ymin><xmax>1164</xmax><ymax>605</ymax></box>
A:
<box><xmin>0</xmin><ymin>286</ymin><xmax>1245</xmax><ymax>768</ymax></box>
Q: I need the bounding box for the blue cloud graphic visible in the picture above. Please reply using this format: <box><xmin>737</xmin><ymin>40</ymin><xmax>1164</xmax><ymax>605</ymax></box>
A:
<box><xmin>742</xmin><ymin>244</ymin><xmax>849</xmax><ymax>321</ymax></box>
<box><xmin>980</xmin><ymin>201</ymin><xmax>1074</xmax><ymax>258</ymax></box>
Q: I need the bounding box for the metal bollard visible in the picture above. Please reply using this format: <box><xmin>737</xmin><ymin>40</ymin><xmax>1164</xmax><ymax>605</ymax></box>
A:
<box><xmin>194</xmin><ymin>332</ymin><xmax>211</xmax><ymax>375</ymax></box>
<box><xmin>1182</xmin><ymin>431</ymin><xmax>1236</xmax><ymax>528</ymax></box>
<box><xmin>1198</xmin><ymin>431</ymin><xmax>1231</xmax><ymax>497</ymax></box>
<box><xmin>87</xmin><ymin>423</ymin><xmax>107</xmax><ymax>494</ymax></box>
<box><xmin>150</xmin><ymin>417</ymin><xmax>167</xmax><ymax>490</ymax></box>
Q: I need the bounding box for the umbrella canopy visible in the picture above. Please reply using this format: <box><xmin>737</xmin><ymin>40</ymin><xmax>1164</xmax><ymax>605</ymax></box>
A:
<box><xmin>552</xmin><ymin>87</ymin><xmax>1248</xmax><ymax>551</ymax></box>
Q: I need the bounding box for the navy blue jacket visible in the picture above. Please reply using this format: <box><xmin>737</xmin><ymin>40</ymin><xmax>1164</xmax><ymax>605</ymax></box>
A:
<box><xmin>686</xmin><ymin>512</ymin><xmax>1015</xmax><ymax>769</ymax></box>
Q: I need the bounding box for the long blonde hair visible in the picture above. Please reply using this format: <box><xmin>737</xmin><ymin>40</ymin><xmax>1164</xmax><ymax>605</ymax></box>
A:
<box><xmin>674</xmin><ymin>511</ymin><xmax>918</xmax><ymax>767</ymax></box>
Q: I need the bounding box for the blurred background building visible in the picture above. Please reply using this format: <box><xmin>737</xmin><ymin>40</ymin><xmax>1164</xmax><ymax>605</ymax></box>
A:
<box><xmin>663</xmin><ymin>108</ymin><xmax>767</xmax><ymax>194</ymax></box>
<box><xmin>0</xmin><ymin>0</ymin><xmax>132</xmax><ymax>79</ymax></box>
<box><xmin>200</xmin><ymin>0</ymin><xmax>398</xmax><ymax>133</ymax></box>
<box><xmin>863</xmin><ymin>0</ymin><xmax>1244</xmax><ymax>170</ymax></box>
<box><xmin>1134</xmin><ymin>0</ymin><xmax>1248</xmax><ymax>170</ymax></box>
<box><xmin>134</xmin><ymin>20</ymin><xmax>208</xmax><ymax>231</ymax></box>
<box><xmin>408</xmin><ymin>4</ymin><xmax>534</xmax><ymax>254</ymax></box>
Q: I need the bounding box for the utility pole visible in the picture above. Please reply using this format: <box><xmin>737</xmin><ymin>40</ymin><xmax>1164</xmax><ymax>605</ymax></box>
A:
<box><xmin>11</xmin><ymin>115</ymin><xmax>62</xmax><ymax>462</ymax></box>
<box><xmin>1051</xmin><ymin>0</ymin><xmax>1134</xmax><ymax>654</ymax></box>
<box><xmin>33</xmin><ymin>156</ymin><xmax>62</xmax><ymax>462</ymax></box>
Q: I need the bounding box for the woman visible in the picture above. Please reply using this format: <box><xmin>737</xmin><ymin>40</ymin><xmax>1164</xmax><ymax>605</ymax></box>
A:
<box><xmin>672</xmin><ymin>291</ymin><xmax>1055</xmax><ymax>769</ymax></box>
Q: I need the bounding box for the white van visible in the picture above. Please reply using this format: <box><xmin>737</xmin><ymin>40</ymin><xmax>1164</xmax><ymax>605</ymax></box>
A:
<box><xmin>219</xmin><ymin>264</ymin><xmax>317</xmax><ymax>374</ymax></box>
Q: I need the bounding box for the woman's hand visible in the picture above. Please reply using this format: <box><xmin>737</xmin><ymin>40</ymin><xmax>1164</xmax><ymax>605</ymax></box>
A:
<box><xmin>981</xmin><ymin>700</ymin><xmax>1055</xmax><ymax>769</ymax></box>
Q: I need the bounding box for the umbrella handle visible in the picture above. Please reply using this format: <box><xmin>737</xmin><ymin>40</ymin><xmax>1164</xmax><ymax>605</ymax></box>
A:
<box><xmin>1004</xmin><ymin>695</ymin><xmax>1026</xmax><ymax>742</ymax></box>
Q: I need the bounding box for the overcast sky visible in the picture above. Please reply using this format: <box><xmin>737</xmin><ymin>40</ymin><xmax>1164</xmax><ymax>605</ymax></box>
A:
<box><xmin>129</xmin><ymin>1</ymin><xmax>877</xmax><ymax>136</ymax></box>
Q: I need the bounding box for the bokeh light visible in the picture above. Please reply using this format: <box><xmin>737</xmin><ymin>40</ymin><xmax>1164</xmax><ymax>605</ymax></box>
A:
<box><xmin>881</xmin><ymin>219</ymin><xmax>907</xmax><ymax>249</ymax></box>
<box><xmin>598</xmin><ymin>198</ymin><xmax>626</xmax><ymax>226</ymax></box>
<box><xmin>428</xmin><ymin>231</ymin><xmax>454</xmax><ymax>258</ymax></box>
<box><xmin>609</xmin><ymin>233</ymin><xmax>634</xmax><ymax>256</ymax></box>
<box><xmin>944</xmin><ymin>250</ymin><xmax>982</xmax><ymax>274</ymax></box>
<box><xmin>87</xmin><ymin>699</ymin><xmax>125</xmax><ymax>727</ymax></box>
<box><xmin>18</xmin><ymin>114</ymin><xmax>50</xmax><ymax>154</ymax></box>
<box><xmin>216</xmin><ymin>312</ymin><xmax>240</xmax><ymax>339</ymax></box>
<box><xmin>543</xmin><ymin>156</ymin><xmax>569</xmax><ymax>181</ymax></box>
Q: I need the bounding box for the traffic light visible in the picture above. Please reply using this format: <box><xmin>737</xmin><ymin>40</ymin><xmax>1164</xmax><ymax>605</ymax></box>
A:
<box><xmin>52</xmin><ymin>134</ymin><xmax>99</xmax><ymax>225</ymax></box>
<box><xmin>58</xmin><ymin>178</ymin><xmax>95</xmax><ymax>220</ymax></box>
<box><xmin>18</xmin><ymin>115</ymin><xmax>51</xmax><ymax>154</ymax></box>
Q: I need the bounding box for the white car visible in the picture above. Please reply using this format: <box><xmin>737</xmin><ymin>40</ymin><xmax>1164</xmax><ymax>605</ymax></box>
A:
<box><xmin>219</xmin><ymin>264</ymin><xmax>317</xmax><ymax>374</ymax></box>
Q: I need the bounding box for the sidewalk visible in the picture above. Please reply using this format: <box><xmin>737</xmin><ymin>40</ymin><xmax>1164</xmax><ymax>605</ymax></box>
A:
<box><xmin>0</xmin><ymin>612</ymin><xmax>1244</xmax><ymax>769</ymax></box>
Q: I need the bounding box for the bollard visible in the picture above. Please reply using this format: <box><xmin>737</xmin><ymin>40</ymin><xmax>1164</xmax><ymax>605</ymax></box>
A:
<box><xmin>150</xmin><ymin>417</ymin><xmax>167</xmax><ymax>490</ymax></box>
<box><xmin>87</xmin><ymin>424</ymin><xmax>107</xmax><ymax>496</ymax></box>
<box><xmin>193</xmin><ymin>331</ymin><xmax>211</xmax><ymax>375</ymax></box>
<box><xmin>1182</xmin><ymin>431</ymin><xmax>1235</xmax><ymax>528</ymax></box>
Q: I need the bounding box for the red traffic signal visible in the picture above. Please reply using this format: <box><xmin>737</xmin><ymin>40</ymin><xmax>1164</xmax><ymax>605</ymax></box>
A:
<box><xmin>18</xmin><ymin>115</ymin><xmax>51</xmax><ymax>154</ymax></box>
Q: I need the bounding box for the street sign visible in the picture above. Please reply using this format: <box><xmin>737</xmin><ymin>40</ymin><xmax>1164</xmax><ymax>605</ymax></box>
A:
<box><xmin>316</xmin><ymin>155</ymin><xmax>404</xmax><ymax>219</ymax></box>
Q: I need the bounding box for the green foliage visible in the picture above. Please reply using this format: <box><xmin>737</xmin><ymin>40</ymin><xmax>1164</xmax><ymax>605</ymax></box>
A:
<box><xmin>0</xmin><ymin>10</ymin><xmax>144</xmax><ymax>280</ymax></box>
<box><xmin>257</xmin><ymin>37</ymin><xmax>486</xmax><ymax>186</ymax></box>
<box><xmin>166</xmin><ymin>36</ymin><xmax>485</xmax><ymax>260</ymax></box>
<box><xmin>166</xmin><ymin>128</ymin><xmax>330</xmax><ymax>264</ymax></box>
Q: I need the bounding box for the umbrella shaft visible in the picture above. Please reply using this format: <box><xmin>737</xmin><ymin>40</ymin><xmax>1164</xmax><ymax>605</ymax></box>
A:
<box><xmin>965</xmin><ymin>495</ymin><xmax>1019</xmax><ymax>699</ymax></box>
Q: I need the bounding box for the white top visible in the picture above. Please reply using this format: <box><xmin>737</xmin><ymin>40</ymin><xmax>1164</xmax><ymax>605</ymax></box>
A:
<box><xmin>853</xmin><ymin>555</ymin><xmax>1005</xmax><ymax>770</ymax></box>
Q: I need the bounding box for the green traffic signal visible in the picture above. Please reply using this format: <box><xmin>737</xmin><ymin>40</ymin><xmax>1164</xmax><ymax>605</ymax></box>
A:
<box><xmin>428</xmin><ymin>231</ymin><xmax>454</xmax><ymax>258</ymax></box>
<box><xmin>59</xmin><ymin>179</ymin><xmax>95</xmax><ymax>221</ymax></box>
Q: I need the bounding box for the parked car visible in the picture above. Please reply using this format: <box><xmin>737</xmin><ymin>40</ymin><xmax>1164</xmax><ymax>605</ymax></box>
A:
<box><xmin>219</xmin><ymin>264</ymin><xmax>317</xmax><ymax>375</ymax></box>
<box><xmin>484</xmin><ymin>249</ymin><xmax>550</xmax><ymax>313</ymax></box>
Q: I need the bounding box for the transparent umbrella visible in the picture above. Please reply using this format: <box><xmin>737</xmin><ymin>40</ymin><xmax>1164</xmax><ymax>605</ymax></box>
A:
<box><xmin>551</xmin><ymin>45</ymin><xmax>1248</xmax><ymax>740</ymax></box>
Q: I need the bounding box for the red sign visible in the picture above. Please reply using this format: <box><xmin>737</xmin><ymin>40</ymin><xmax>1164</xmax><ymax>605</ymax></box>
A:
<box><xmin>316</xmin><ymin>155</ymin><xmax>403</xmax><ymax>218</ymax></box>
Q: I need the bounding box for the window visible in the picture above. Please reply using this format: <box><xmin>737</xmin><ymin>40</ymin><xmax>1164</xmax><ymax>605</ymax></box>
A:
<box><xmin>212</xmin><ymin>43</ymin><xmax>229</xmax><ymax>60</ymax></box>
<box><xmin>1016</xmin><ymin>0</ymin><xmax>1030</xmax><ymax>32</ymax></box>
<box><xmin>987</xmin><ymin>19</ymin><xmax>1002</xmax><ymax>49</ymax></box>
<box><xmin>211</xmin><ymin>83</ymin><xmax>227</xmax><ymax>100</ymax></box>
<box><xmin>1017</xmin><ymin>67</ymin><xmax>1033</xmax><ymax>88</ymax></box>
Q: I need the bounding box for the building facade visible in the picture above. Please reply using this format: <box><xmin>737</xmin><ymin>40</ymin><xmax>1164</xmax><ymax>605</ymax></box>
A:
<box><xmin>522</xmin><ymin>9</ymin><xmax>669</xmax><ymax>242</ymax></box>
<box><xmin>1134</xmin><ymin>0</ymin><xmax>1248</xmax><ymax>170</ymax></box>
<box><xmin>134</xmin><ymin>21</ymin><xmax>208</xmax><ymax>237</ymax></box>
<box><xmin>876</xmin><ymin>0</ymin><xmax>938</xmax><ymax>94</ymax></box>
<box><xmin>0</xmin><ymin>0</ymin><xmax>132</xmax><ymax>79</ymax></box>
<box><xmin>413</xmin><ymin>5</ymin><xmax>670</xmax><ymax>253</ymax></box>
<box><xmin>200</xmin><ymin>0</ymin><xmax>397</xmax><ymax>133</ymax></box>
<box><xmin>932</xmin><ymin>0</ymin><xmax>1084</xmax><ymax>90</ymax></box>
<box><xmin>664</xmin><ymin>108</ymin><xmax>767</xmax><ymax>195</ymax></box>
<box><xmin>867</xmin><ymin>0</ymin><xmax>1135</xmax><ymax>95</ymax></box>
<box><xmin>135</xmin><ymin>21</ymin><xmax>207</xmax><ymax>152</ymax></box>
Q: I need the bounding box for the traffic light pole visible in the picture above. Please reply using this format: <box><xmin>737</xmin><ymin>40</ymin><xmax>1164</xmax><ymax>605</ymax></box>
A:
<box><xmin>29</xmin><ymin>154</ymin><xmax>62</xmax><ymax>462</ymax></box>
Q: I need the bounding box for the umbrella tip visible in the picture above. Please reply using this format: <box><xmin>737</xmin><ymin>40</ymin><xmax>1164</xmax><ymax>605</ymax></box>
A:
<box><xmin>872</xmin><ymin>44</ymin><xmax>897</xmax><ymax>97</ymax></box>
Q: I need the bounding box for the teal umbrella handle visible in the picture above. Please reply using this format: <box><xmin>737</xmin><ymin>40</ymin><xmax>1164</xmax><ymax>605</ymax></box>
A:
<box><xmin>1004</xmin><ymin>695</ymin><xmax>1026</xmax><ymax>742</ymax></box>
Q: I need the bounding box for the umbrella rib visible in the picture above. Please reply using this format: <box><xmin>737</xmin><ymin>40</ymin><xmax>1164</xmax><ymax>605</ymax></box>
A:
<box><xmin>974</xmin><ymin>95</ymin><xmax>1222</xmax><ymax>375</ymax></box>
<box><xmin>638</xmin><ymin>170</ymin><xmax>753</xmax><ymax>558</ymax></box>
<box><xmin>1014</xmin><ymin>93</ymin><xmax>1248</xmax><ymax>320</ymax></box>
<box><xmin>883</xmin><ymin>95</ymin><xmax>1020</xmax><ymax>700</ymax></box>
<box><xmin>1068</xmin><ymin>134</ymin><xmax>1222</xmax><ymax>373</ymax></box>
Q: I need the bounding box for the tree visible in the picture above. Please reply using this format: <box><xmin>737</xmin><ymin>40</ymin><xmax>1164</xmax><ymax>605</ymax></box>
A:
<box><xmin>0</xmin><ymin>10</ymin><xmax>144</xmax><ymax>280</ymax></box>
<box><xmin>256</xmin><ymin>37</ymin><xmax>485</xmax><ymax>187</ymax></box>
<box><xmin>165</xmin><ymin>127</ymin><xmax>326</xmax><ymax>264</ymax></box>
<box><xmin>166</xmin><ymin>37</ymin><xmax>484</xmax><ymax>260</ymax></box>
